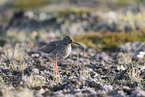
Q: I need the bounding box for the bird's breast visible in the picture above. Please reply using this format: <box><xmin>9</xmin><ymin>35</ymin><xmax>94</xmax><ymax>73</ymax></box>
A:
<box><xmin>66</xmin><ymin>44</ymin><xmax>71</xmax><ymax>56</ymax></box>
<box><xmin>58</xmin><ymin>44</ymin><xmax>71</xmax><ymax>60</ymax></box>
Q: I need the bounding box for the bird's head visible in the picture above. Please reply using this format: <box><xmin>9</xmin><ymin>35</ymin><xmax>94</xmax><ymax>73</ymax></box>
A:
<box><xmin>63</xmin><ymin>36</ymin><xmax>80</xmax><ymax>46</ymax></box>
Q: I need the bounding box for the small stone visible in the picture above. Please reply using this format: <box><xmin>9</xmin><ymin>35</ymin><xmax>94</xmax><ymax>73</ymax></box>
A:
<box><xmin>130</xmin><ymin>90</ymin><xmax>145</xmax><ymax>97</ymax></box>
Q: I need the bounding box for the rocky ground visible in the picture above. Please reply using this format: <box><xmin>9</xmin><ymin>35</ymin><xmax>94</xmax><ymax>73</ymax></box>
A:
<box><xmin>0</xmin><ymin>39</ymin><xmax>145</xmax><ymax>97</ymax></box>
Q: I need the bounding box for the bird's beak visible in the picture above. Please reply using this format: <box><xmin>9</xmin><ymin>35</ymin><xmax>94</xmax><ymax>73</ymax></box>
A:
<box><xmin>72</xmin><ymin>41</ymin><xmax>81</xmax><ymax>46</ymax></box>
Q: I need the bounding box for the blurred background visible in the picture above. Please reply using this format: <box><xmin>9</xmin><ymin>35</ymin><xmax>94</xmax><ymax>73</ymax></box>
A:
<box><xmin>0</xmin><ymin>1</ymin><xmax>145</xmax><ymax>96</ymax></box>
<box><xmin>0</xmin><ymin>0</ymin><xmax>145</xmax><ymax>50</ymax></box>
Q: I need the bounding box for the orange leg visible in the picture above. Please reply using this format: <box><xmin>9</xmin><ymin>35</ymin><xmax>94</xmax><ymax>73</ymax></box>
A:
<box><xmin>55</xmin><ymin>61</ymin><xmax>59</xmax><ymax>75</ymax></box>
<box><xmin>53</xmin><ymin>62</ymin><xmax>57</xmax><ymax>74</ymax></box>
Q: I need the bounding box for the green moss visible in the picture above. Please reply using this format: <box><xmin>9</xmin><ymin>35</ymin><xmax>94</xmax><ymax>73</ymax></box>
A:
<box><xmin>74</xmin><ymin>31</ymin><xmax>145</xmax><ymax>50</ymax></box>
<box><xmin>115</xmin><ymin>0</ymin><xmax>130</xmax><ymax>6</ymax></box>
<box><xmin>12</xmin><ymin>0</ymin><xmax>49</xmax><ymax>9</ymax></box>
<box><xmin>58</xmin><ymin>8</ymin><xmax>91</xmax><ymax>15</ymax></box>
<box><xmin>115</xmin><ymin>0</ymin><xmax>144</xmax><ymax>6</ymax></box>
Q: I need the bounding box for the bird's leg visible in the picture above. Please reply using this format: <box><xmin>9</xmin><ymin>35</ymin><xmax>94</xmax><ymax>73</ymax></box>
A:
<box><xmin>53</xmin><ymin>62</ymin><xmax>56</xmax><ymax>75</ymax></box>
<box><xmin>55</xmin><ymin>61</ymin><xmax>59</xmax><ymax>75</ymax></box>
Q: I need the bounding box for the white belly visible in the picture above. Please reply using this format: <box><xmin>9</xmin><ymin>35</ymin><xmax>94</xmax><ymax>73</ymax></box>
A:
<box><xmin>65</xmin><ymin>45</ymin><xmax>71</xmax><ymax>58</ymax></box>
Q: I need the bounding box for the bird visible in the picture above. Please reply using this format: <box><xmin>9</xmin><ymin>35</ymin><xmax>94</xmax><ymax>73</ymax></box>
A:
<box><xmin>37</xmin><ymin>36</ymin><xmax>81</xmax><ymax>75</ymax></box>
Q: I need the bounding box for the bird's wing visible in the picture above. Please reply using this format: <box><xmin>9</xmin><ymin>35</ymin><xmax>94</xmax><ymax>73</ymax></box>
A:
<box><xmin>38</xmin><ymin>41</ymin><xmax>60</xmax><ymax>54</ymax></box>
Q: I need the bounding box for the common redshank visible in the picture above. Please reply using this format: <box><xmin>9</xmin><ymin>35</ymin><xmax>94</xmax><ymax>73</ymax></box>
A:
<box><xmin>38</xmin><ymin>36</ymin><xmax>80</xmax><ymax>75</ymax></box>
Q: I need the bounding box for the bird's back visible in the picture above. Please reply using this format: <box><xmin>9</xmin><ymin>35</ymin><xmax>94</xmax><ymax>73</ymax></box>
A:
<box><xmin>38</xmin><ymin>40</ymin><xmax>61</xmax><ymax>54</ymax></box>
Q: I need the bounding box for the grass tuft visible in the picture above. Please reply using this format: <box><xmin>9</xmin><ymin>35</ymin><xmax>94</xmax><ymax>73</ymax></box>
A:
<box><xmin>128</xmin><ymin>64</ymin><xmax>143</xmax><ymax>83</ymax></box>
<box><xmin>3</xmin><ymin>43</ymin><xmax>26</xmax><ymax>61</ymax></box>
<box><xmin>23</xmin><ymin>75</ymin><xmax>46</xmax><ymax>88</ymax></box>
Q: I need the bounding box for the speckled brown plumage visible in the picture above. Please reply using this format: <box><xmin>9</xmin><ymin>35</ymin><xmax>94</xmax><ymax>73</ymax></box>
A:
<box><xmin>38</xmin><ymin>36</ymin><xmax>80</xmax><ymax>75</ymax></box>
